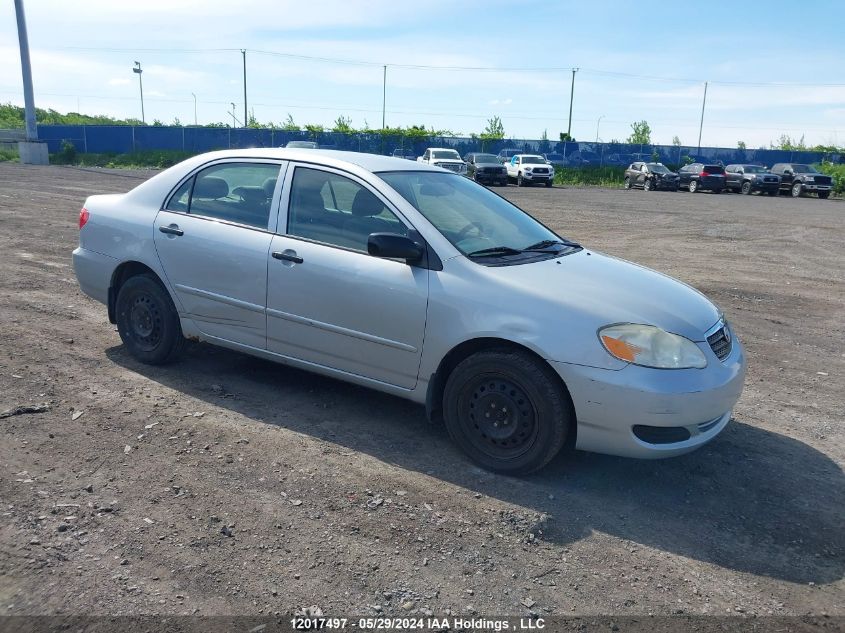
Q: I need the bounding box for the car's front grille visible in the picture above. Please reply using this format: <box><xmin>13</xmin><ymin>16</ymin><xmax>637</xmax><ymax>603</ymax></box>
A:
<box><xmin>707</xmin><ymin>325</ymin><xmax>732</xmax><ymax>361</ymax></box>
<box><xmin>763</xmin><ymin>176</ymin><xmax>778</xmax><ymax>183</ymax></box>
<box><xmin>814</xmin><ymin>176</ymin><xmax>832</xmax><ymax>185</ymax></box>
<box><xmin>633</xmin><ymin>425</ymin><xmax>691</xmax><ymax>444</ymax></box>
<box><xmin>533</xmin><ymin>168</ymin><xmax>549</xmax><ymax>174</ymax></box>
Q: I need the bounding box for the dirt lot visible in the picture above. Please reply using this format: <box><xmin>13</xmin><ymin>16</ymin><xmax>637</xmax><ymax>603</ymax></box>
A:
<box><xmin>0</xmin><ymin>162</ymin><xmax>842</xmax><ymax>621</ymax></box>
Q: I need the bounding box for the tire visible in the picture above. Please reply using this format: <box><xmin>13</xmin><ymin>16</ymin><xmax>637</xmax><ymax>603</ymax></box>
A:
<box><xmin>623</xmin><ymin>176</ymin><xmax>631</xmax><ymax>190</ymax></box>
<box><xmin>442</xmin><ymin>349</ymin><xmax>572</xmax><ymax>475</ymax></box>
<box><xmin>713</xmin><ymin>188</ymin><xmax>722</xmax><ymax>194</ymax></box>
<box><xmin>671</xmin><ymin>186</ymin><xmax>679</xmax><ymax>192</ymax></box>
<box><xmin>768</xmin><ymin>190</ymin><xmax>778</xmax><ymax>197</ymax></box>
<box><xmin>689</xmin><ymin>180</ymin><xmax>698</xmax><ymax>193</ymax></box>
<box><xmin>644</xmin><ymin>179</ymin><xmax>653</xmax><ymax>192</ymax></box>
<box><xmin>819</xmin><ymin>191</ymin><xmax>830</xmax><ymax>199</ymax></box>
<box><xmin>791</xmin><ymin>182</ymin><xmax>803</xmax><ymax>198</ymax></box>
<box><xmin>741</xmin><ymin>181</ymin><xmax>752</xmax><ymax>195</ymax></box>
<box><xmin>545</xmin><ymin>180</ymin><xmax>552</xmax><ymax>188</ymax></box>
<box><xmin>517</xmin><ymin>173</ymin><xmax>524</xmax><ymax>187</ymax></box>
<box><xmin>115</xmin><ymin>274</ymin><xmax>185</xmax><ymax>365</ymax></box>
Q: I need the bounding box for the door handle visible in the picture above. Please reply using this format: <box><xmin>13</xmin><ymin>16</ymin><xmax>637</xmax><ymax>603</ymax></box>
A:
<box><xmin>159</xmin><ymin>225</ymin><xmax>184</xmax><ymax>236</ymax></box>
<box><xmin>272</xmin><ymin>251</ymin><xmax>303</xmax><ymax>264</ymax></box>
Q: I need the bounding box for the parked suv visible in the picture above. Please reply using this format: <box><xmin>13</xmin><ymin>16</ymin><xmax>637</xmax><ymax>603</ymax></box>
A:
<box><xmin>724</xmin><ymin>164</ymin><xmax>780</xmax><ymax>196</ymax></box>
<box><xmin>464</xmin><ymin>152</ymin><xmax>508</xmax><ymax>186</ymax></box>
<box><xmin>678</xmin><ymin>163</ymin><xmax>726</xmax><ymax>193</ymax></box>
<box><xmin>496</xmin><ymin>148</ymin><xmax>523</xmax><ymax>164</ymax></box>
<box><xmin>624</xmin><ymin>162</ymin><xmax>680</xmax><ymax>191</ymax></box>
<box><xmin>770</xmin><ymin>163</ymin><xmax>833</xmax><ymax>199</ymax></box>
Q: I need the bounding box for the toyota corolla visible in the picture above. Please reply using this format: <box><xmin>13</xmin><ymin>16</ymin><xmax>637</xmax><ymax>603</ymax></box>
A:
<box><xmin>72</xmin><ymin>149</ymin><xmax>746</xmax><ymax>474</ymax></box>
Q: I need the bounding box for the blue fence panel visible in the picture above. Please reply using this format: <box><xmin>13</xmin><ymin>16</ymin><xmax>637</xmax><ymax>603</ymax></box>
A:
<box><xmin>33</xmin><ymin>125</ymin><xmax>843</xmax><ymax>166</ymax></box>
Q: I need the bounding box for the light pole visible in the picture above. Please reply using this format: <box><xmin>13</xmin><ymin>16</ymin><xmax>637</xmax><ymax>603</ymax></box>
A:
<box><xmin>697</xmin><ymin>81</ymin><xmax>708</xmax><ymax>156</ymax></box>
<box><xmin>241</xmin><ymin>49</ymin><xmax>247</xmax><ymax>128</ymax></box>
<box><xmin>382</xmin><ymin>64</ymin><xmax>387</xmax><ymax>130</ymax></box>
<box><xmin>566</xmin><ymin>67</ymin><xmax>579</xmax><ymax>139</ymax></box>
<box><xmin>230</xmin><ymin>102</ymin><xmax>236</xmax><ymax>128</ymax></box>
<box><xmin>191</xmin><ymin>92</ymin><xmax>197</xmax><ymax>125</ymax></box>
<box><xmin>132</xmin><ymin>61</ymin><xmax>145</xmax><ymax>123</ymax></box>
<box><xmin>595</xmin><ymin>114</ymin><xmax>605</xmax><ymax>143</ymax></box>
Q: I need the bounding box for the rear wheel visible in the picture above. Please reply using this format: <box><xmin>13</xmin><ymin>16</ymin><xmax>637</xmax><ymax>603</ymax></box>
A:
<box><xmin>689</xmin><ymin>180</ymin><xmax>699</xmax><ymax>193</ymax></box>
<box><xmin>741</xmin><ymin>181</ymin><xmax>752</xmax><ymax>195</ymax></box>
<box><xmin>819</xmin><ymin>191</ymin><xmax>830</xmax><ymax>199</ymax></box>
<box><xmin>115</xmin><ymin>274</ymin><xmax>184</xmax><ymax>365</ymax></box>
<box><xmin>442</xmin><ymin>349</ymin><xmax>571</xmax><ymax>475</ymax></box>
<box><xmin>791</xmin><ymin>182</ymin><xmax>803</xmax><ymax>197</ymax></box>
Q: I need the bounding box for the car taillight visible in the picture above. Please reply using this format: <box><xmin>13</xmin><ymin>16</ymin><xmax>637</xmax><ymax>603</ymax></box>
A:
<box><xmin>700</xmin><ymin>171</ymin><xmax>710</xmax><ymax>177</ymax></box>
<box><xmin>79</xmin><ymin>207</ymin><xmax>89</xmax><ymax>229</ymax></box>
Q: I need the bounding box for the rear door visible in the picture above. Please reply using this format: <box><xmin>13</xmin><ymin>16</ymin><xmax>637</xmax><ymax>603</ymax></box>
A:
<box><xmin>265</xmin><ymin>164</ymin><xmax>429</xmax><ymax>389</ymax></box>
<box><xmin>154</xmin><ymin>160</ymin><xmax>285</xmax><ymax>349</ymax></box>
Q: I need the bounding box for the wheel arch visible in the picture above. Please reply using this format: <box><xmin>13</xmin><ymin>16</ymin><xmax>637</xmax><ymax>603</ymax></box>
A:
<box><xmin>108</xmin><ymin>261</ymin><xmax>167</xmax><ymax>324</ymax></box>
<box><xmin>425</xmin><ymin>337</ymin><xmax>577</xmax><ymax>447</ymax></box>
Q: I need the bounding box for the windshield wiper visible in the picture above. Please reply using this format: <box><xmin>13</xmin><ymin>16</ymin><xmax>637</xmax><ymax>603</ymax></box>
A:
<box><xmin>523</xmin><ymin>238</ymin><xmax>581</xmax><ymax>251</ymax></box>
<box><xmin>466</xmin><ymin>246</ymin><xmax>524</xmax><ymax>258</ymax></box>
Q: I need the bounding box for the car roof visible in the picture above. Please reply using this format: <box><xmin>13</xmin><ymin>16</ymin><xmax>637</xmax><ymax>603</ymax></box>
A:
<box><xmin>176</xmin><ymin>148</ymin><xmax>438</xmax><ymax>173</ymax></box>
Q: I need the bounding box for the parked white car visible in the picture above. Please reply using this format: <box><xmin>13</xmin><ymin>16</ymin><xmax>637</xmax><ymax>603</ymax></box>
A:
<box><xmin>73</xmin><ymin>149</ymin><xmax>745</xmax><ymax>474</ymax></box>
<box><xmin>506</xmin><ymin>154</ymin><xmax>555</xmax><ymax>187</ymax></box>
<box><xmin>417</xmin><ymin>148</ymin><xmax>467</xmax><ymax>175</ymax></box>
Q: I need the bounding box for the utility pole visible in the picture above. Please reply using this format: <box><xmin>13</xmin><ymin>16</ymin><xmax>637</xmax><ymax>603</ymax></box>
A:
<box><xmin>567</xmin><ymin>67</ymin><xmax>579</xmax><ymax>139</ymax></box>
<box><xmin>241</xmin><ymin>49</ymin><xmax>247</xmax><ymax>128</ymax></box>
<box><xmin>13</xmin><ymin>0</ymin><xmax>36</xmax><ymax>141</ymax></box>
<box><xmin>595</xmin><ymin>114</ymin><xmax>605</xmax><ymax>143</ymax></box>
<box><xmin>697</xmin><ymin>81</ymin><xmax>708</xmax><ymax>156</ymax></box>
<box><xmin>191</xmin><ymin>92</ymin><xmax>197</xmax><ymax>125</ymax></box>
<box><xmin>382</xmin><ymin>65</ymin><xmax>387</xmax><ymax>130</ymax></box>
<box><xmin>230</xmin><ymin>102</ymin><xmax>236</xmax><ymax>128</ymax></box>
<box><xmin>133</xmin><ymin>61</ymin><xmax>145</xmax><ymax>123</ymax></box>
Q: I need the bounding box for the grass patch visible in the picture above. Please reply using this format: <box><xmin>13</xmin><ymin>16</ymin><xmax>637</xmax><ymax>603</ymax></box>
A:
<box><xmin>818</xmin><ymin>162</ymin><xmax>845</xmax><ymax>197</ymax></box>
<box><xmin>0</xmin><ymin>148</ymin><xmax>19</xmax><ymax>162</ymax></box>
<box><xmin>554</xmin><ymin>166</ymin><xmax>625</xmax><ymax>188</ymax></box>
<box><xmin>49</xmin><ymin>149</ymin><xmax>196</xmax><ymax>169</ymax></box>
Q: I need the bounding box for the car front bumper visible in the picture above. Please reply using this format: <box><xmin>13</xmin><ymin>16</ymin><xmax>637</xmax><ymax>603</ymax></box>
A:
<box><xmin>802</xmin><ymin>184</ymin><xmax>832</xmax><ymax>192</ymax></box>
<box><xmin>521</xmin><ymin>172</ymin><xmax>554</xmax><ymax>182</ymax></box>
<box><xmin>550</xmin><ymin>337</ymin><xmax>746</xmax><ymax>459</ymax></box>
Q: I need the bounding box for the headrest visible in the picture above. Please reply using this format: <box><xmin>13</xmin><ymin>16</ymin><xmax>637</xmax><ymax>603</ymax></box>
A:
<box><xmin>262</xmin><ymin>178</ymin><xmax>277</xmax><ymax>197</ymax></box>
<box><xmin>351</xmin><ymin>189</ymin><xmax>385</xmax><ymax>217</ymax></box>
<box><xmin>296</xmin><ymin>187</ymin><xmax>326</xmax><ymax>211</ymax></box>
<box><xmin>193</xmin><ymin>176</ymin><xmax>228</xmax><ymax>200</ymax></box>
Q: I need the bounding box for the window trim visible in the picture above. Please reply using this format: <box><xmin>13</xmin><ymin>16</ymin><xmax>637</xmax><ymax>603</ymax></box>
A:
<box><xmin>161</xmin><ymin>158</ymin><xmax>287</xmax><ymax>233</ymax></box>
<box><xmin>277</xmin><ymin>162</ymin><xmax>418</xmax><ymax>254</ymax></box>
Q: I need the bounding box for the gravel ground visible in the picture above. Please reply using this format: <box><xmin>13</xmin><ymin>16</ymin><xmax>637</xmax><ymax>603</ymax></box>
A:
<box><xmin>0</xmin><ymin>163</ymin><xmax>842</xmax><ymax>621</ymax></box>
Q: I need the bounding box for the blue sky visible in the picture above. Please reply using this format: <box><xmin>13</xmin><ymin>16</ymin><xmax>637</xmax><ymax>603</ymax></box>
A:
<box><xmin>1</xmin><ymin>0</ymin><xmax>843</xmax><ymax>148</ymax></box>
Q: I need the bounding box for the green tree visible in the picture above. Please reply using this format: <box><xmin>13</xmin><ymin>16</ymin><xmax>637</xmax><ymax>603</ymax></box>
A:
<box><xmin>304</xmin><ymin>124</ymin><xmax>324</xmax><ymax>139</ymax></box>
<box><xmin>627</xmin><ymin>120</ymin><xmax>651</xmax><ymax>145</ymax></box>
<box><xmin>559</xmin><ymin>132</ymin><xmax>575</xmax><ymax>142</ymax></box>
<box><xmin>477</xmin><ymin>115</ymin><xmax>505</xmax><ymax>151</ymax></box>
<box><xmin>737</xmin><ymin>140</ymin><xmax>747</xmax><ymax>150</ymax></box>
<box><xmin>672</xmin><ymin>135</ymin><xmax>682</xmax><ymax>147</ymax></box>
<box><xmin>280</xmin><ymin>114</ymin><xmax>299</xmax><ymax>131</ymax></box>
<box><xmin>332</xmin><ymin>116</ymin><xmax>355</xmax><ymax>134</ymax></box>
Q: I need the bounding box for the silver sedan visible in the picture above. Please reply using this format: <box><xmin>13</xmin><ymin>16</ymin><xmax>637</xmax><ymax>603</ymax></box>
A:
<box><xmin>72</xmin><ymin>149</ymin><xmax>746</xmax><ymax>474</ymax></box>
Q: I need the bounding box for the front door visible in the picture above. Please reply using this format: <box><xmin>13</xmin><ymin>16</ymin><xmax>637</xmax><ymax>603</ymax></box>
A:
<box><xmin>154</xmin><ymin>160</ymin><xmax>284</xmax><ymax>349</ymax></box>
<box><xmin>266</xmin><ymin>165</ymin><xmax>428</xmax><ymax>389</ymax></box>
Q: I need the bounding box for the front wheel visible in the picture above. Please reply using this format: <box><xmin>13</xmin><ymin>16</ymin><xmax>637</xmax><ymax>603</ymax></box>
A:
<box><xmin>644</xmin><ymin>179</ymin><xmax>653</xmax><ymax>191</ymax></box>
<box><xmin>517</xmin><ymin>173</ymin><xmax>524</xmax><ymax>187</ymax></box>
<box><xmin>545</xmin><ymin>180</ymin><xmax>552</xmax><ymax>188</ymax></box>
<box><xmin>791</xmin><ymin>182</ymin><xmax>803</xmax><ymax>197</ymax></box>
<box><xmin>819</xmin><ymin>191</ymin><xmax>830</xmax><ymax>199</ymax></box>
<box><xmin>623</xmin><ymin>176</ymin><xmax>631</xmax><ymax>190</ymax></box>
<box><xmin>741</xmin><ymin>181</ymin><xmax>752</xmax><ymax>195</ymax></box>
<box><xmin>115</xmin><ymin>274</ymin><xmax>185</xmax><ymax>365</ymax></box>
<box><xmin>689</xmin><ymin>180</ymin><xmax>699</xmax><ymax>193</ymax></box>
<box><xmin>442</xmin><ymin>349</ymin><xmax>572</xmax><ymax>475</ymax></box>
<box><xmin>768</xmin><ymin>190</ymin><xmax>778</xmax><ymax>196</ymax></box>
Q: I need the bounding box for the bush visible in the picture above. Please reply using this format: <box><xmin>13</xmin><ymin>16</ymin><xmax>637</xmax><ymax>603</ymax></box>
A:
<box><xmin>0</xmin><ymin>148</ymin><xmax>19</xmax><ymax>162</ymax></box>
<box><xmin>59</xmin><ymin>139</ymin><xmax>77</xmax><ymax>163</ymax></box>
<box><xmin>553</xmin><ymin>166</ymin><xmax>626</xmax><ymax>187</ymax></box>
<box><xmin>818</xmin><ymin>162</ymin><xmax>845</xmax><ymax>197</ymax></box>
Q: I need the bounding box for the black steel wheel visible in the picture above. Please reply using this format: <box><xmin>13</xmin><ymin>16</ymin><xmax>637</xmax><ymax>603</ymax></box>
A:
<box><xmin>741</xmin><ymin>181</ymin><xmax>752</xmax><ymax>195</ymax></box>
<box><xmin>115</xmin><ymin>274</ymin><xmax>184</xmax><ymax>364</ymax></box>
<box><xmin>443</xmin><ymin>349</ymin><xmax>572</xmax><ymax>475</ymax></box>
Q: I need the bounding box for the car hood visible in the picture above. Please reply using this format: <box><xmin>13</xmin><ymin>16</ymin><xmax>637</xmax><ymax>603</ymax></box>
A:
<box><xmin>432</xmin><ymin>159</ymin><xmax>464</xmax><ymax>164</ymax></box>
<box><xmin>488</xmin><ymin>250</ymin><xmax>721</xmax><ymax>341</ymax></box>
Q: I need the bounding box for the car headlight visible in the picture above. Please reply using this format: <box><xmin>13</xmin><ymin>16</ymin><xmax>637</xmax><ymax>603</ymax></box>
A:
<box><xmin>598</xmin><ymin>324</ymin><xmax>707</xmax><ymax>369</ymax></box>
<box><xmin>805</xmin><ymin>176</ymin><xmax>814</xmax><ymax>182</ymax></box>
<box><xmin>525</xmin><ymin>167</ymin><xmax>533</xmax><ymax>172</ymax></box>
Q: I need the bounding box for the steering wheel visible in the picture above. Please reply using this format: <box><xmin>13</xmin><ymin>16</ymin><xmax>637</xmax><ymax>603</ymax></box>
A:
<box><xmin>455</xmin><ymin>221</ymin><xmax>485</xmax><ymax>242</ymax></box>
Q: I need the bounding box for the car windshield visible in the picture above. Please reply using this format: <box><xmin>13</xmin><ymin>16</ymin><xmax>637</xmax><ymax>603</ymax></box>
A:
<box><xmin>742</xmin><ymin>165</ymin><xmax>767</xmax><ymax>173</ymax></box>
<box><xmin>521</xmin><ymin>156</ymin><xmax>546</xmax><ymax>164</ymax></box>
<box><xmin>792</xmin><ymin>164</ymin><xmax>818</xmax><ymax>173</ymax></box>
<box><xmin>475</xmin><ymin>154</ymin><xmax>499</xmax><ymax>163</ymax></box>
<box><xmin>646</xmin><ymin>163</ymin><xmax>670</xmax><ymax>173</ymax></box>
<box><xmin>377</xmin><ymin>171</ymin><xmax>579</xmax><ymax>261</ymax></box>
<box><xmin>432</xmin><ymin>150</ymin><xmax>460</xmax><ymax>160</ymax></box>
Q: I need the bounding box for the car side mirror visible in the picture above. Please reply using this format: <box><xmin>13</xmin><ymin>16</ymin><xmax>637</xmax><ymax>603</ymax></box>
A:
<box><xmin>368</xmin><ymin>233</ymin><xmax>423</xmax><ymax>263</ymax></box>
<box><xmin>784</xmin><ymin>169</ymin><xmax>792</xmax><ymax>175</ymax></box>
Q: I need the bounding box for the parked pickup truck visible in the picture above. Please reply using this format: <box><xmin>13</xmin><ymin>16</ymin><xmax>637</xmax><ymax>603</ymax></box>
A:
<box><xmin>724</xmin><ymin>164</ymin><xmax>780</xmax><ymax>196</ymax></box>
<box><xmin>507</xmin><ymin>154</ymin><xmax>554</xmax><ymax>187</ymax></box>
<box><xmin>770</xmin><ymin>163</ymin><xmax>833</xmax><ymax>199</ymax></box>
<box><xmin>417</xmin><ymin>148</ymin><xmax>467</xmax><ymax>175</ymax></box>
